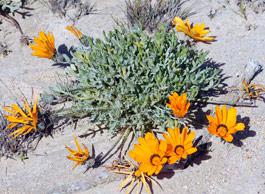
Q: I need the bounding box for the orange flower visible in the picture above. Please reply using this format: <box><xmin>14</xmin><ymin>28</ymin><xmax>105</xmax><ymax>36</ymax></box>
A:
<box><xmin>172</xmin><ymin>17</ymin><xmax>216</xmax><ymax>43</ymax></box>
<box><xmin>29</xmin><ymin>31</ymin><xmax>56</xmax><ymax>59</ymax></box>
<box><xmin>129</xmin><ymin>132</ymin><xmax>167</xmax><ymax>176</ymax></box>
<box><xmin>167</xmin><ymin>92</ymin><xmax>190</xmax><ymax>118</ymax></box>
<box><xmin>207</xmin><ymin>105</ymin><xmax>245</xmax><ymax>142</ymax></box>
<box><xmin>66</xmin><ymin>25</ymin><xmax>83</xmax><ymax>39</ymax></box>
<box><xmin>162</xmin><ymin>127</ymin><xmax>197</xmax><ymax>164</ymax></box>
<box><xmin>65</xmin><ymin>137</ymin><xmax>90</xmax><ymax>169</ymax></box>
<box><xmin>4</xmin><ymin>97</ymin><xmax>38</xmax><ymax>138</ymax></box>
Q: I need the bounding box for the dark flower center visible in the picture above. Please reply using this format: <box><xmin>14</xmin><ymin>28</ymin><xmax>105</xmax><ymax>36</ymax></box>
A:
<box><xmin>217</xmin><ymin>124</ymin><xmax>228</xmax><ymax>137</ymax></box>
<box><xmin>75</xmin><ymin>153</ymin><xmax>84</xmax><ymax>158</ymax></box>
<box><xmin>150</xmin><ymin>154</ymin><xmax>161</xmax><ymax>165</ymax></box>
<box><xmin>174</xmin><ymin>145</ymin><xmax>185</xmax><ymax>156</ymax></box>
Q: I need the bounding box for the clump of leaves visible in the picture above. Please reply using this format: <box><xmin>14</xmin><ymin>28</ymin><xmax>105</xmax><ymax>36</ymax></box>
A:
<box><xmin>124</xmin><ymin>0</ymin><xmax>194</xmax><ymax>32</ymax></box>
<box><xmin>46</xmin><ymin>26</ymin><xmax>222</xmax><ymax>133</ymax></box>
<box><xmin>0</xmin><ymin>0</ymin><xmax>21</xmax><ymax>13</ymax></box>
<box><xmin>39</xmin><ymin>0</ymin><xmax>95</xmax><ymax>21</ymax></box>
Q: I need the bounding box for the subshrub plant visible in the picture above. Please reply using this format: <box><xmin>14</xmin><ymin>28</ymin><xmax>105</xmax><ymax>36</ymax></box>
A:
<box><xmin>46</xmin><ymin>26</ymin><xmax>222</xmax><ymax>134</ymax></box>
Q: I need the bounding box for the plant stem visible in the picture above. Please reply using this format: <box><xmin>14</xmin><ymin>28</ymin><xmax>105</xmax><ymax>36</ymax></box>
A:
<box><xmin>100</xmin><ymin>128</ymin><xmax>131</xmax><ymax>165</ymax></box>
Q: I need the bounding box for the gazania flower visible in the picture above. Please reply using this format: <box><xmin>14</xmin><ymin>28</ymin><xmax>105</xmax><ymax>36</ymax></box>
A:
<box><xmin>29</xmin><ymin>31</ymin><xmax>56</xmax><ymax>59</ymax></box>
<box><xmin>167</xmin><ymin>92</ymin><xmax>190</xmax><ymax>118</ymax></box>
<box><xmin>109</xmin><ymin>159</ymin><xmax>156</xmax><ymax>194</ymax></box>
<box><xmin>66</xmin><ymin>25</ymin><xmax>83</xmax><ymax>39</ymax></box>
<box><xmin>172</xmin><ymin>17</ymin><xmax>216</xmax><ymax>43</ymax></box>
<box><xmin>4</xmin><ymin>97</ymin><xmax>38</xmax><ymax>138</ymax></box>
<box><xmin>162</xmin><ymin>127</ymin><xmax>197</xmax><ymax>164</ymax></box>
<box><xmin>65</xmin><ymin>137</ymin><xmax>90</xmax><ymax>169</ymax></box>
<box><xmin>129</xmin><ymin>132</ymin><xmax>167</xmax><ymax>176</ymax></box>
<box><xmin>207</xmin><ymin>105</ymin><xmax>245</xmax><ymax>142</ymax></box>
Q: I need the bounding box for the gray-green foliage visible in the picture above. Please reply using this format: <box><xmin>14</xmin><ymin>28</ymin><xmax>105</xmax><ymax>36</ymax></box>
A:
<box><xmin>0</xmin><ymin>0</ymin><xmax>21</xmax><ymax>13</ymax></box>
<box><xmin>48</xmin><ymin>27</ymin><xmax>221</xmax><ymax>133</ymax></box>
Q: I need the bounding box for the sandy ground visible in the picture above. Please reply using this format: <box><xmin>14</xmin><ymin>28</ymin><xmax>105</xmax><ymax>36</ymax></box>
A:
<box><xmin>0</xmin><ymin>0</ymin><xmax>265</xmax><ymax>193</ymax></box>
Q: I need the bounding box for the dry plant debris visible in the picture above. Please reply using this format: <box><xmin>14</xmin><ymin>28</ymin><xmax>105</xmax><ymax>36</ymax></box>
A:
<box><xmin>236</xmin><ymin>0</ymin><xmax>265</xmax><ymax>14</ymax></box>
<box><xmin>39</xmin><ymin>0</ymin><xmax>95</xmax><ymax>21</ymax></box>
<box><xmin>0</xmin><ymin>41</ymin><xmax>11</xmax><ymax>58</ymax></box>
<box><xmin>0</xmin><ymin>0</ymin><xmax>30</xmax><ymax>44</ymax></box>
<box><xmin>241</xmin><ymin>79</ymin><xmax>265</xmax><ymax>100</ymax></box>
<box><xmin>124</xmin><ymin>0</ymin><xmax>194</xmax><ymax>32</ymax></box>
<box><xmin>107</xmin><ymin>159</ymin><xmax>156</xmax><ymax>194</ymax></box>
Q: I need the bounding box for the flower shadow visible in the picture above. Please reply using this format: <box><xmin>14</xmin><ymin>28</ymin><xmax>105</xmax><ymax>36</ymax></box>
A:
<box><xmin>176</xmin><ymin>135</ymin><xmax>212</xmax><ymax>169</ymax></box>
<box><xmin>157</xmin><ymin>135</ymin><xmax>212</xmax><ymax>181</ymax></box>
<box><xmin>232</xmin><ymin>116</ymin><xmax>256</xmax><ymax>147</ymax></box>
<box><xmin>187</xmin><ymin>105</ymin><xmax>210</xmax><ymax>130</ymax></box>
<box><xmin>52</xmin><ymin>44</ymin><xmax>73</xmax><ymax>68</ymax></box>
<box><xmin>184</xmin><ymin>140</ymin><xmax>212</xmax><ymax>169</ymax></box>
<box><xmin>156</xmin><ymin>168</ymin><xmax>175</xmax><ymax>180</ymax></box>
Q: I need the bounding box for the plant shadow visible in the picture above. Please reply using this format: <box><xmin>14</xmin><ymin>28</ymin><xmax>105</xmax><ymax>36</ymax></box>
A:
<box><xmin>200</xmin><ymin>60</ymin><xmax>229</xmax><ymax>98</ymax></box>
<box><xmin>184</xmin><ymin>140</ymin><xmax>212</xmax><ymax>169</ymax></box>
<box><xmin>52</xmin><ymin>44</ymin><xmax>73</xmax><ymax>68</ymax></box>
<box><xmin>186</xmin><ymin>60</ymin><xmax>230</xmax><ymax>129</ymax></box>
<box><xmin>157</xmin><ymin>136</ymin><xmax>212</xmax><ymax>181</ymax></box>
<box><xmin>187</xmin><ymin>104</ymin><xmax>211</xmax><ymax>130</ymax></box>
<box><xmin>232</xmin><ymin>116</ymin><xmax>256</xmax><ymax>147</ymax></box>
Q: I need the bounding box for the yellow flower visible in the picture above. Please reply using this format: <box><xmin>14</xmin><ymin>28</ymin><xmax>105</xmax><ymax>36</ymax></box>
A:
<box><xmin>65</xmin><ymin>137</ymin><xmax>90</xmax><ymax>169</ymax></box>
<box><xmin>162</xmin><ymin>127</ymin><xmax>197</xmax><ymax>164</ymax></box>
<box><xmin>167</xmin><ymin>92</ymin><xmax>190</xmax><ymax>118</ymax></box>
<box><xmin>4</xmin><ymin>97</ymin><xmax>38</xmax><ymax>138</ymax></box>
<box><xmin>66</xmin><ymin>25</ymin><xmax>83</xmax><ymax>39</ymax></box>
<box><xmin>129</xmin><ymin>132</ymin><xmax>167</xmax><ymax>176</ymax></box>
<box><xmin>207</xmin><ymin>105</ymin><xmax>245</xmax><ymax>142</ymax></box>
<box><xmin>29</xmin><ymin>31</ymin><xmax>56</xmax><ymax>59</ymax></box>
<box><xmin>172</xmin><ymin>17</ymin><xmax>216</xmax><ymax>43</ymax></box>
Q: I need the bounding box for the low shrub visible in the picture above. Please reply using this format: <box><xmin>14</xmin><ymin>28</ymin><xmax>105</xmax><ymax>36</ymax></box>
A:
<box><xmin>46</xmin><ymin>26</ymin><xmax>222</xmax><ymax>133</ymax></box>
